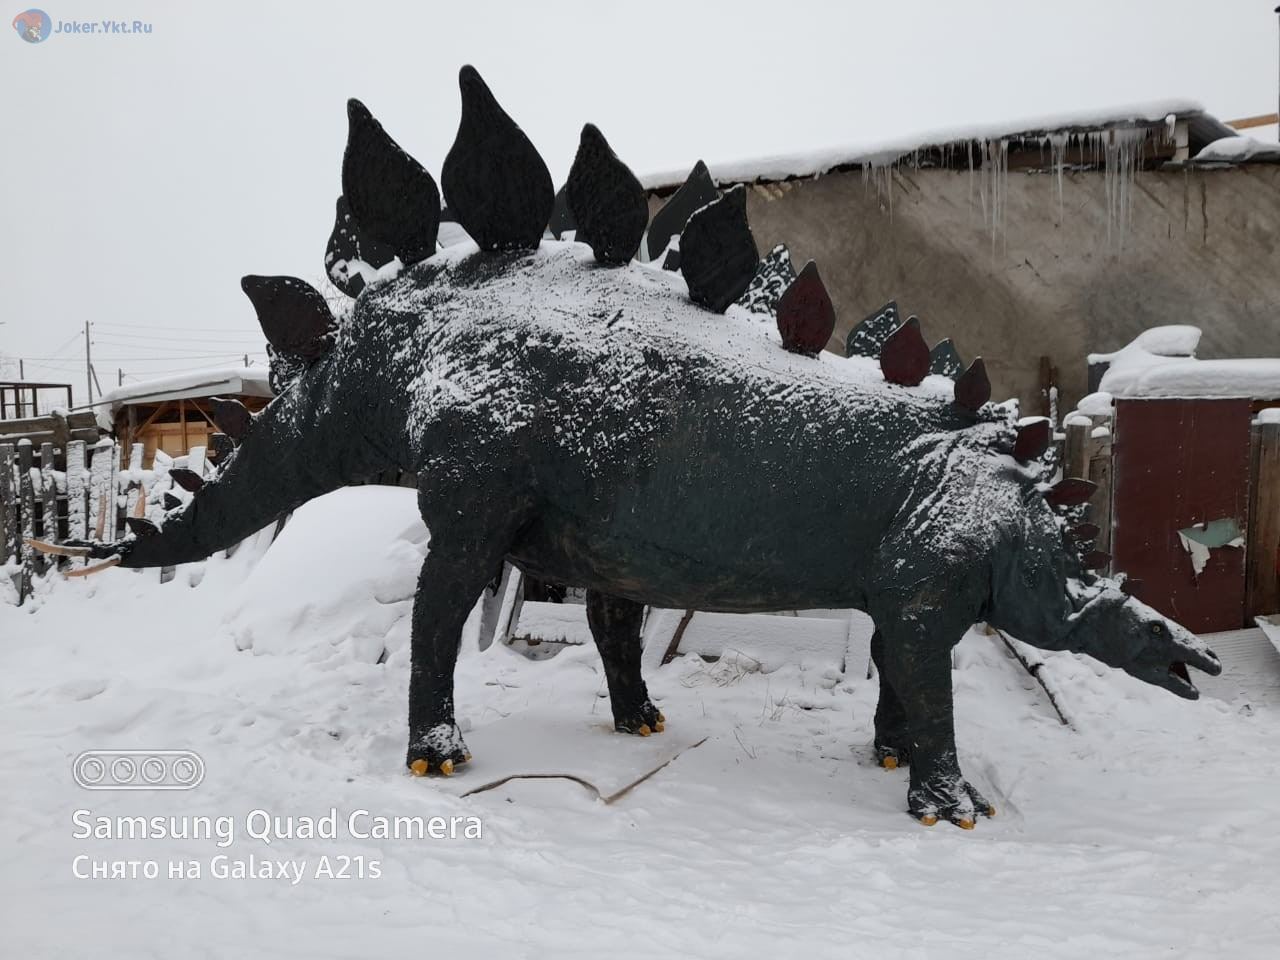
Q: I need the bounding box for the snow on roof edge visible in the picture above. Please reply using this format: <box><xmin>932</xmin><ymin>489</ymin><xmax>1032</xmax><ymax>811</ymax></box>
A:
<box><xmin>639</xmin><ymin>98</ymin><xmax>1208</xmax><ymax>190</ymax></box>
<box><xmin>95</xmin><ymin>366</ymin><xmax>273</xmax><ymax>431</ymax></box>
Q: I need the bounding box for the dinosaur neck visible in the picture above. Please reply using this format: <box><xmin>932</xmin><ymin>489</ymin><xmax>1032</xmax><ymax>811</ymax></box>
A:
<box><xmin>986</xmin><ymin>509</ymin><xmax>1082</xmax><ymax>651</ymax></box>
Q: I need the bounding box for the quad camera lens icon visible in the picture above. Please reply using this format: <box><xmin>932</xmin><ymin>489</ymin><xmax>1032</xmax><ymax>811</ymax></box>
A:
<box><xmin>73</xmin><ymin>750</ymin><xmax>205</xmax><ymax>790</ymax></box>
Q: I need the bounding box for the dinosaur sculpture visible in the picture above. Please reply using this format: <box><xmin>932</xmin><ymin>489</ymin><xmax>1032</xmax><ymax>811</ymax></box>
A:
<box><xmin>33</xmin><ymin>66</ymin><xmax>1221</xmax><ymax>829</ymax></box>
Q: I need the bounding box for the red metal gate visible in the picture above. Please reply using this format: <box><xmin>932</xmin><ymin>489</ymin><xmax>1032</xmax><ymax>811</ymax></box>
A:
<box><xmin>1111</xmin><ymin>398</ymin><xmax>1253</xmax><ymax>633</ymax></box>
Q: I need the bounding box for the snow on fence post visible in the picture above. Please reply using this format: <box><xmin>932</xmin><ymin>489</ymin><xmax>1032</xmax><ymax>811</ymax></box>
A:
<box><xmin>65</xmin><ymin>440</ymin><xmax>88</xmax><ymax>545</ymax></box>
<box><xmin>123</xmin><ymin>443</ymin><xmax>146</xmax><ymax>520</ymax></box>
<box><xmin>39</xmin><ymin>443</ymin><xmax>58</xmax><ymax>548</ymax></box>
<box><xmin>1246</xmin><ymin>417</ymin><xmax>1280</xmax><ymax>618</ymax></box>
<box><xmin>16</xmin><ymin>440</ymin><xmax>37</xmax><ymax>595</ymax></box>
<box><xmin>108</xmin><ymin>442</ymin><xmax>122</xmax><ymax>541</ymax></box>
<box><xmin>87</xmin><ymin>439</ymin><xmax>115</xmax><ymax>541</ymax></box>
<box><xmin>0</xmin><ymin>443</ymin><xmax>17</xmax><ymax>569</ymax></box>
<box><xmin>187</xmin><ymin>444</ymin><xmax>207</xmax><ymax>480</ymax></box>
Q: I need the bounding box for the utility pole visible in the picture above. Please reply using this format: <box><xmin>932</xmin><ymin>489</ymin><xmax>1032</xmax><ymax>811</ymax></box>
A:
<box><xmin>1275</xmin><ymin>6</ymin><xmax>1279</xmax><ymax>142</ymax></box>
<box><xmin>84</xmin><ymin>321</ymin><xmax>93</xmax><ymax>406</ymax></box>
<box><xmin>118</xmin><ymin>368</ymin><xmax>123</xmax><ymax>387</ymax></box>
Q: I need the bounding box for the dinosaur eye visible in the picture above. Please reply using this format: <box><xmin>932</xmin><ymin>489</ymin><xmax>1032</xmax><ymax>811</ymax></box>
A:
<box><xmin>1149</xmin><ymin>623</ymin><xmax>1164</xmax><ymax>636</ymax></box>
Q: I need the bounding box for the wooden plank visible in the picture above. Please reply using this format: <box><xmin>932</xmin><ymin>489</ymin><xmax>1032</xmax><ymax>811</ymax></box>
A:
<box><xmin>1246</xmin><ymin>420</ymin><xmax>1280</xmax><ymax>618</ymax></box>
<box><xmin>17</xmin><ymin>441</ymin><xmax>37</xmax><ymax>592</ymax></box>
<box><xmin>0</xmin><ymin>410</ymin><xmax>97</xmax><ymax>439</ymax></box>
<box><xmin>1227</xmin><ymin>113</ymin><xmax>1279</xmax><ymax>130</ymax></box>
<box><xmin>1064</xmin><ymin>420</ymin><xmax>1089</xmax><ymax>481</ymax></box>
<box><xmin>1088</xmin><ymin>440</ymin><xmax>1114</xmax><ymax>560</ymax></box>
<box><xmin>0</xmin><ymin>443</ymin><xmax>16</xmax><ymax>566</ymax></box>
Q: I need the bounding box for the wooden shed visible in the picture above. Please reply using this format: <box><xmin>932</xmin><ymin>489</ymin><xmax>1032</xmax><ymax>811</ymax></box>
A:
<box><xmin>96</xmin><ymin>367</ymin><xmax>273</xmax><ymax>467</ymax></box>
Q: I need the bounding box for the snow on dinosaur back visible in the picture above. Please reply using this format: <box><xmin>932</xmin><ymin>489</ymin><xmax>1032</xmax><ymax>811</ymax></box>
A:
<box><xmin>33</xmin><ymin>65</ymin><xmax>1220</xmax><ymax>831</ymax></box>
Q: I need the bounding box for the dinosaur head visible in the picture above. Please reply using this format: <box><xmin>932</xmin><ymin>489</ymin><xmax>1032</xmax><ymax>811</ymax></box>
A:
<box><xmin>1063</xmin><ymin>585</ymin><xmax>1221</xmax><ymax>699</ymax></box>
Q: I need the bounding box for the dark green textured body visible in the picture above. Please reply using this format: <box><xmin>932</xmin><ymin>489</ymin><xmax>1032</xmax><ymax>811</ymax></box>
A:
<box><xmin>90</xmin><ymin>240</ymin><xmax>1219</xmax><ymax>827</ymax></box>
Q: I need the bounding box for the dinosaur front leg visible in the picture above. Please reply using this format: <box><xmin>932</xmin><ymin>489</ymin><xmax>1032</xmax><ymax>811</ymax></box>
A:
<box><xmin>870</xmin><ymin>629</ymin><xmax>910</xmax><ymax>769</ymax></box>
<box><xmin>877</xmin><ymin>626</ymin><xmax>994</xmax><ymax>828</ymax></box>
<box><xmin>405</xmin><ymin>526</ymin><xmax>520</xmax><ymax>777</ymax></box>
<box><xmin>584</xmin><ymin>591</ymin><xmax>663</xmax><ymax>735</ymax></box>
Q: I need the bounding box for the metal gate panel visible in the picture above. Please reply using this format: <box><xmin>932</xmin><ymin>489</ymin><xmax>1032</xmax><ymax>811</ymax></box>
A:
<box><xmin>1112</xmin><ymin>398</ymin><xmax>1252</xmax><ymax>633</ymax></box>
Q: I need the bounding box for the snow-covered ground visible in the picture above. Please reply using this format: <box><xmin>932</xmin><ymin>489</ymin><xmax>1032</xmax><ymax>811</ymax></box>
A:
<box><xmin>3</xmin><ymin>488</ymin><xmax>1278</xmax><ymax>959</ymax></box>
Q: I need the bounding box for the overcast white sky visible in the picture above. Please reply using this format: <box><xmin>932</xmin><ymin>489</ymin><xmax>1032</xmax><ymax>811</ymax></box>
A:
<box><xmin>2</xmin><ymin>0</ymin><xmax>1277</xmax><ymax>404</ymax></box>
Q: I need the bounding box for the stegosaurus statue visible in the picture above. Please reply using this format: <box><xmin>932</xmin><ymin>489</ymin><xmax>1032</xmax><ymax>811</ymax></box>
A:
<box><xmin>37</xmin><ymin>66</ymin><xmax>1220</xmax><ymax>829</ymax></box>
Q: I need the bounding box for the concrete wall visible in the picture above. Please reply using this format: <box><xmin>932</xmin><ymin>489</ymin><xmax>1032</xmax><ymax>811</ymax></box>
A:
<box><xmin>652</xmin><ymin>163</ymin><xmax>1280</xmax><ymax>416</ymax></box>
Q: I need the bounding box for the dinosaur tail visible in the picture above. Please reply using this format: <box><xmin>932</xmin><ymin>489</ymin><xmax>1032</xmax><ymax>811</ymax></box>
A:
<box><xmin>109</xmin><ymin>357</ymin><xmax>382</xmax><ymax>568</ymax></box>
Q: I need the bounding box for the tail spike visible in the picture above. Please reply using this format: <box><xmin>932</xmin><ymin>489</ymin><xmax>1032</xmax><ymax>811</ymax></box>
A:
<box><xmin>209</xmin><ymin>397</ymin><xmax>252</xmax><ymax>444</ymax></box>
<box><xmin>954</xmin><ymin>357</ymin><xmax>991</xmax><ymax>411</ymax></box>
<box><xmin>929</xmin><ymin>339</ymin><xmax>965</xmax><ymax>379</ymax></box>
<box><xmin>126</xmin><ymin>517</ymin><xmax>159</xmax><ymax>538</ymax></box>
<box><xmin>775</xmin><ymin>260</ymin><xmax>835</xmax><ymax>356</ymax></box>
<box><xmin>325</xmin><ymin>195</ymin><xmax>398</xmax><ymax>297</ymax></box>
<box><xmin>441</xmin><ymin>65</ymin><xmax>553</xmax><ymax>252</ymax></box>
<box><xmin>646</xmin><ymin>159</ymin><xmax>718</xmax><ymax>263</ymax></box>
<box><xmin>342</xmin><ymin>99</ymin><xmax>440</xmax><ymax>265</ymax></box>
<box><xmin>879</xmin><ymin>316</ymin><xmax>930</xmax><ymax>386</ymax></box>
<box><xmin>680</xmin><ymin>185</ymin><xmax>759</xmax><ymax>313</ymax></box>
<box><xmin>1046</xmin><ymin>477</ymin><xmax>1097</xmax><ymax>507</ymax></box>
<box><xmin>162</xmin><ymin>492</ymin><xmax>182</xmax><ymax>511</ymax></box>
<box><xmin>1013</xmin><ymin>418</ymin><xmax>1051</xmax><ymax>462</ymax></box>
<box><xmin>847</xmin><ymin>300</ymin><xmax>899</xmax><ymax>359</ymax></box>
<box><xmin>207</xmin><ymin>433</ymin><xmax>236</xmax><ymax>469</ymax></box>
<box><xmin>1070</xmin><ymin>522</ymin><xmax>1100</xmax><ymax>541</ymax></box>
<box><xmin>169</xmin><ymin>468</ymin><xmax>204</xmax><ymax>493</ymax></box>
<box><xmin>240</xmin><ymin>276</ymin><xmax>334</xmax><ymax>363</ymax></box>
<box><xmin>1081</xmin><ymin>550</ymin><xmax>1111</xmax><ymax>570</ymax></box>
<box><xmin>565</xmin><ymin>124</ymin><xmax>648</xmax><ymax>265</ymax></box>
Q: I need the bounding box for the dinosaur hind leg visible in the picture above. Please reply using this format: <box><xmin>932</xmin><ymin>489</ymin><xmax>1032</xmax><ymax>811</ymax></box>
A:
<box><xmin>584</xmin><ymin>591</ymin><xmax>663</xmax><ymax>735</ymax></box>
<box><xmin>870</xmin><ymin>629</ymin><xmax>911</xmax><ymax>769</ymax></box>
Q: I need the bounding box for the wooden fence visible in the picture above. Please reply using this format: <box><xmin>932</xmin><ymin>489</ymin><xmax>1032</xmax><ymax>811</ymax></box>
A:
<box><xmin>1</xmin><ymin>436</ymin><xmax>227</xmax><ymax>604</ymax></box>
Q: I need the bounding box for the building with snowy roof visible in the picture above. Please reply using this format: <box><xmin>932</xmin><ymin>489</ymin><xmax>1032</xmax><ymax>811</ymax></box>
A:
<box><xmin>95</xmin><ymin>366</ymin><xmax>273</xmax><ymax>467</ymax></box>
<box><xmin>640</xmin><ymin>101</ymin><xmax>1280</xmax><ymax>418</ymax></box>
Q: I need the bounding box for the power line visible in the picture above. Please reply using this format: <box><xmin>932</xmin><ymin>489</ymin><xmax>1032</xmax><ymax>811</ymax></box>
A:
<box><xmin>96</xmin><ymin>320</ymin><xmax>265</xmax><ymax>333</ymax></box>
<box><xmin>91</xmin><ymin>329</ymin><xmax>264</xmax><ymax>344</ymax></box>
<box><xmin>91</xmin><ymin>339</ymin><xmax>266</xmax><ymax>356</ymax></box>
<box><xmin>23</xmin><ymin>352</ymin><xmax>266</xmax><ymax>362</ymax></box>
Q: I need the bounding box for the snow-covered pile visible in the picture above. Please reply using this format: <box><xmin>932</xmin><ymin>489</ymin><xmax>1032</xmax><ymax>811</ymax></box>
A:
<box><xmin>1095</xmin><ymin>325</ymin><xmax>1280</xmax><ymax>400</ymax></box>
<box><xmin>1193</xmin><ymin>136</ymin><xmax>1280</xmax><ymax>164</ymax></box>
<box><xmin>3</xmin><ymin>488</ymin><xmax>1280</xmax><ymax>957</ymax></box>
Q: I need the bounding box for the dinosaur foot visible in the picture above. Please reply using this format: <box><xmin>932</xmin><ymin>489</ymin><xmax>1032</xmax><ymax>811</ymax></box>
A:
<box><xmin>909</xmin><ymin>773</ymin><xmax>995</xmax><ymax>829</ymax></box>
<box><xmin>875</xmin><ymin>745</ymin><xmax>909</xmax><ymax>770</ymax></box>
<box><xmin>406</xmin><ymin>722</ymin><xmax>472</xmax><ymax>777</ymax></box>
<box><xmin>614</xmin><ymin>700</ymin><xmax>664</xmax><ymax>736</ymax></box>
